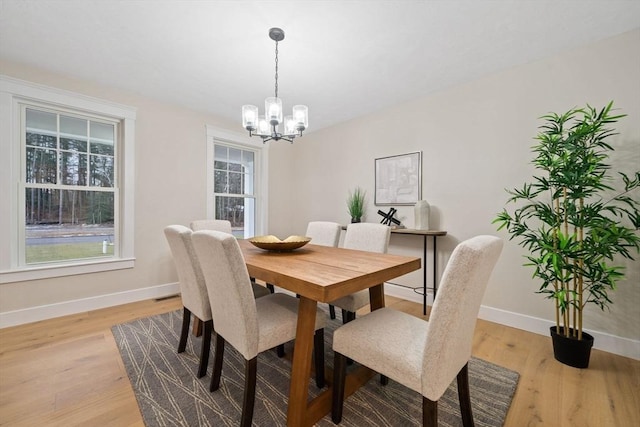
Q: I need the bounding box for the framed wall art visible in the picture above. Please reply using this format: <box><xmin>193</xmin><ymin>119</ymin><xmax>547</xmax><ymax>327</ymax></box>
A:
<box><xmin>374</xmin><ymin>151</ymin><xmax>422</xmax><ymax>205</ymax></box>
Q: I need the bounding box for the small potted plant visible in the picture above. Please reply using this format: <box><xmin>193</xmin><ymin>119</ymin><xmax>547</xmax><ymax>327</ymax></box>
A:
<box><xmin>347</xmin><ymin>187</ymin><xmax>366</xmax><ymax>223</ymax></box>
<box><xmin>494</xmin><ymin>102</ymin><xmax>640</xmax><ymax>368</ymax></box>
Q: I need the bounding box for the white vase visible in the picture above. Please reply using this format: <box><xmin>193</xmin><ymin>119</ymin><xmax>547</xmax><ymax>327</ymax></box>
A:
<box><xmin>414</xmin><ymin>200</ymin><xmax>430</xmax><ymax>230</ymax></box>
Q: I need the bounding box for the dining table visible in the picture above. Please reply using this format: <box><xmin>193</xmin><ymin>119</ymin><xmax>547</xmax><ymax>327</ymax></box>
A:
<box><xmin>239</xmin><ymin>239</ymin><xmax>421</xmax><ymax>427</ymax></box>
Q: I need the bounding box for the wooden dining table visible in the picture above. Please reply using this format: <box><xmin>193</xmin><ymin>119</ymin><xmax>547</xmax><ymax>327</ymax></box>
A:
<box><xmin>238</xmin><ymin>239</ymin><xmax>421</xmax><ymax>427</ymax></box>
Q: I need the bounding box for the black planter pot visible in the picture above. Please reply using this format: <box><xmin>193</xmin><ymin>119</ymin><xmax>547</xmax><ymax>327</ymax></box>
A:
<box><xmin>549</xmin><ymin>326</ymin><xmax>594</xmax><ymax>369</ymax></box>
<box><xmin>351</xmin><ymin>217</ymin><xmax>361</xmax><ymax>223</ymax></box>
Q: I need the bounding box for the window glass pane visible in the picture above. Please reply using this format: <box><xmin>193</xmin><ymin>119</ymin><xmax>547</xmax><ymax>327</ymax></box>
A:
<box><xmin>60</xmin><ymin>137</ymin><xmax>87</xmax><ymax>152</ymax></box>
<box><xmin>90</xmin><ymin>155</ymin><xmax>115</xmax><ymax>187</ymax></box>
<box><xmin>215</xmin><ymin>195</ymin><xmax>245</xmax><ymax>233</ymax></box>
<box><xmin>90</xmin><ymin>121</ymin><xmax>114</xmax><ymax>141</ymax></box>
<box><xmin>229</xmin><ymin>172</ymin><xmax>242</xmax><ymax>194</ymax></box>
<box><xmin>214</xmin><ymin>170</ymin><xmax>227</xmax><ymax>193</ymax></box>
<box><xmin>60</xmin><ymin>115</ymin><xmax>87</xmax><ymax>138</ymax></box>
<box><xmin>60</xmin><ymin>151</ymin><xmax>87</xmax><ymax>185</ymax></box>
<box><xmin>26</xmin><ymin>147</ymin><xmax>57</xmax><ymax>184</ymax></box>
<box><xmin>214</xmin><ymin>145</ymin><xmax>228</xmax><ymax>170</ymax></box>
<box><xmin>26</xmin><ymin>109</ymin><xmax>56</xmax><ymax>134</ymax></box>
<box><xmin>228</xmin><ymin>148</ymin><xmax>242</xmax><ymax>172</ymax></box>
<box><xmin>25</xmin><ymin>189</ymin><xmax>115</xmax><ymax>264</ymax></box>
<box><xmin>90</xmin><ymin>141</ymin><xmax>114</xmax><ymax>156</ymax></box>
<box><xmin>26</xmin><ymin>132</ymin><xmax>57</xmax><ymax>148</ymax></box>
<box><xmin>242</xmin><ymin>151</ymin><xmax>254</xmax><ymax>175</ymax></box>
<box><xmin>90</xmin><ymin>121</ymin><xmax>114</xmax><ymax>156</ymax></box>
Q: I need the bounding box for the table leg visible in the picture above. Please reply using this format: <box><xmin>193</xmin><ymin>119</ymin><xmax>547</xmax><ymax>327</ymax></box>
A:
<box><xmin>369</xmin><ymin>283</ymin><xmax>385</xmax><ymax>311</ymax></box>
<box><xmin>192</xmin><ymin>317</ymin><xmax>203</xmax><ymax>337</ymax></box>
<box><xmin>287</xmin><ymin>296</ymin><xmax>318</xmax><ymax>427</ymax></box>
<box><xmin>432</xmin><ymin>235</ymin><xmax>438</xmax><ymax>299</ymax></box>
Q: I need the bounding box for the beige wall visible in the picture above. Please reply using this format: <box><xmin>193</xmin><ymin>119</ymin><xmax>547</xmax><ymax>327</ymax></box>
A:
<box><xmin>1</xmin><ymin>29</ymin><xmax>638</xmax><ymax>346</ymax></box>
<box><xmin>268</xmin><ymin>29</ymin><xmax>640</xmax><ymax>341</ymax></box>
<box><xmin>0</xmin><ymin>59</ymin><xmax>237</xmax><ymax>312</ymax></box>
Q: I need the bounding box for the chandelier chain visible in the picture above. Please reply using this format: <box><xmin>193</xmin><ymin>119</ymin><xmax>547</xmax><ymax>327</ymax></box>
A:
<box><xmin>274</xmin><ymin>40</ymin><xmax>279</xmax><ymax>98</ymax></box>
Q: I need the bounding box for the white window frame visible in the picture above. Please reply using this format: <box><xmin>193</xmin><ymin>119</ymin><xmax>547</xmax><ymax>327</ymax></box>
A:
<box><xmin>205</xmin><ymin>125</ymin><xmax>268</xmax><ymax>237</ymax></box>
<box><xmin>0</xmin><ymin>76</ymin><xmax>136</xmax><ymax>283</ymax></box>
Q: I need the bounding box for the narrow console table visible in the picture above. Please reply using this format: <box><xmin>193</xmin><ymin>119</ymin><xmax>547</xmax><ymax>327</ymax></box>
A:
<box><xmin>390</xmin><ymin>229</ymin><xmax>447</xmax><ymax>315</ymax></box>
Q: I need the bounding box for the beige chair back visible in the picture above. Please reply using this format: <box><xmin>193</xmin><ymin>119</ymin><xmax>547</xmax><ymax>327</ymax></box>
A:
<box><xmin>306</xmin><ymin>221</ymin><xmax>341</xmax><ymax>247</ymax></box>
<box><xmin>343</xmin><ymin>222</ymin><xmax>390</xmax><ymax>253</ymax></box>
<box><xmin>421</xmin><ymin>235</ymin><xmax>503</xmax><ymax>400</ymax></box>
<box><xmin>190</xmin><ymin>219</ymin><xmax>233</xmax><ymax>234</ymax></box>
<box><xmin>163</xmin><ymin>225</ymin><xmax>211</xmax><ymax>322</ymax></box>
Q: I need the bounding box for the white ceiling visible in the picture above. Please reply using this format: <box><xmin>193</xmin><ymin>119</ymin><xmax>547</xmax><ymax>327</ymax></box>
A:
<box><xmin>1</xmin><ymin>0</ymin><xmax>639</xmax><ymax>132</ymax></box>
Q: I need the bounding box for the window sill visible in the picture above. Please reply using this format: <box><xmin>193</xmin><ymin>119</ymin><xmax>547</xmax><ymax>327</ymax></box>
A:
<box><xmin>0</xmin><ymin>258</ymin><xmax>135</xmax><ymax>284</ymax></box>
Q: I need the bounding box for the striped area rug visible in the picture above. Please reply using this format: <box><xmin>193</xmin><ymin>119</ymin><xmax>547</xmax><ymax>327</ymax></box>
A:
<box><xmin>112</xmin><ymin>309</ymin><xmax>519</xmax><ymax>426</ymax></box>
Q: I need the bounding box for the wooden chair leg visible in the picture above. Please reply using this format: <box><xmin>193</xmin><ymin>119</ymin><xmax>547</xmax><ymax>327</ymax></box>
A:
<box><xmin>329</xmin><ymin>305</ymin><xmax>336</xmax><ymax>320</ymax></box>
<box><xmin>313</xmin><ymin>328</ymin><xmax>325</xmax><ymax>388</ymax></box>
<box><xmin>457</xmin><ymin>363</ymin><xmax>475</xmax><ymax>427</ymax></box>
<box><xmin>210</xmin><ymin>333</ymin><xmax>225</xmax><ymax>392</ymax></box>
<box><xmin>423</xmin><ymin>396</ymin><xmax>438</xmax><ymax>426</ymax></box>
<box><xmin>240</xmin><ymin>357</ymin><xmax>258</xmax><ymax>427</ymax></box>
<box><xmin>197</xmin><ymin>319</ymin><xmax>213</xmax><ymax>378</ymax></box>
<box><xmin>332</xmin><ymin>352</ymin><xmax>347</xmax><ymax>424</ymax></box>
<box><xmin>178</xmin><ymin>307</ymin><xmax>191</xmax><ymax>353</ymax></box>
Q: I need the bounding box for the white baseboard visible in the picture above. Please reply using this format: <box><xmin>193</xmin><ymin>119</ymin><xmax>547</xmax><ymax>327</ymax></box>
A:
<box><xmin>0</xmin><ymin>282</ymin><xmax>180</xmax><ymax>328</ymax></box>
<box><xmin>385</xmin><ymin>282</ymin><xmax>640</xmax><ymax>361</ymax></box>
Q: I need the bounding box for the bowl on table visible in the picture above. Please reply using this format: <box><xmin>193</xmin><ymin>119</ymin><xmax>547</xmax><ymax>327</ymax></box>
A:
<box><xmin>248</xmin><ymin>235</ymin><xmax>311</xmax><ymax>252</ymax></box>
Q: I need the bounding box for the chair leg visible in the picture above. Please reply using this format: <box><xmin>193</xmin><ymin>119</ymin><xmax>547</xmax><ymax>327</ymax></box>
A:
<box><xmin>422</xmin><ymin>396</ymin><xmax>438</xmax><ymax>426</ymax></box>
<box><xmin>332</xmin><ymin>352</ymin><xmax>347</xmax><ymax>424</ymax></box>
<box><xmin>313</xmin><ymin>328</ymin><xmax>325</xmax><ymax>388</ymax></box>
<box><xmin>276</xmin><ymin>344</ymin><xmax>285</xmax><ymax>357</ymax></box>
<box><xmin>342</xmin><ymin>309</ymin><xmax>356</xmax><ymax>325</ymax></box>
<box><xmin>329</xmin><ymin>304</ymin><xmax>336</xmax><ymax>320</ymax></box>
<box><xmin>210</xmin><ymin>333</ymin><xmax>225</xmax><ymax>392</ymax></box>
<box><xmin>380</xmin><ymin>374</ymin><xmax>388</xmax><ymax>385</ymax></box>
<box><xmin>178</xmin><ymin>307</ymin><xmax>191</xmax><ymax>353</ymax></box>
<box><xmin>240</xmin><ymin>357</ymin><xmax>258</xmax><ymax>427</ymax></box>
<box><xmin>457</xmin><ymin>363</ymin><xmax>475</xmax><ymax>427</ymax></box>
<box><xmin>197</xmin><ymin>319</ymin><xmax>213</xmax><ymax>378</ymax></box>
<box><xmin>266</xmin><ymin>283</ymin><xmax>275</xmax><ymax>293</ymax></box>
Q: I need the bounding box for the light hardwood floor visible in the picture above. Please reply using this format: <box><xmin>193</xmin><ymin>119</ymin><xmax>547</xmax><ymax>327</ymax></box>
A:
<box><xmin>0</xmin><ymin>294</ymin><xmax>638</xmax><ymax>426</ymax></box>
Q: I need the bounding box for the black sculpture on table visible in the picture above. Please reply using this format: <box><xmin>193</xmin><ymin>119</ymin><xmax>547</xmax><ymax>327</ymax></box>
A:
<box><xmin>378</xmin><ymin>208</ymin><xmax>401</xmax><ymax>227</ymax></box>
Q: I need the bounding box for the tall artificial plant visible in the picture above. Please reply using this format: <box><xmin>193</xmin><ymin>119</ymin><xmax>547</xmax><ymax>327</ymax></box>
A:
<box><xmin>494</xmin><ymin>102</ymin><xmax>640</xmax><ymax>340</ymax></box>
<box><xmin>347</xmin><ymin>187</ymin><xmax>366</xmax><ymax>221</ymax></box>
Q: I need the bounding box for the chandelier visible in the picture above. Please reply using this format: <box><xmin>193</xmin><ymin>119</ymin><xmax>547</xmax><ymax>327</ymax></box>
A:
<box><xmin>242</xmin><ymin>28</ymin><xmax>308</xmax><ymax>143</ymax></box>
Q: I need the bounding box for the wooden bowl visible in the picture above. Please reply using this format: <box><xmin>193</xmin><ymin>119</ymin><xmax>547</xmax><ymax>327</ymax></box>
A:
<box><xmin>248</xmin><ymin>235</ymin><xmax>311</xmax><ymax>252</ymax></box>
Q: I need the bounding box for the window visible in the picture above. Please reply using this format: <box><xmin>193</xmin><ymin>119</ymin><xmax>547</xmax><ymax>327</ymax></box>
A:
<box><xmin>206</xmin><ymin>126</ymin><xmax>268</xmax><ymax>238</ymax></box>
<box><xmin>0</xmin><ymin>76</ymin><xmax>136</xmax><ymax>283</ymax></box>
<box><xmin>214</xmin><ymin>145</ymin><xmax>256</xmax><ymax>237</ymax></box>
<box><xmin>24</xmin><ymin>107</ymin><xmax>117</xmax><ymax>264</ymax></box>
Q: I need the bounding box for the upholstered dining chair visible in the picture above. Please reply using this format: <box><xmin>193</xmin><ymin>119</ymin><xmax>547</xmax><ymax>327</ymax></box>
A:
<box><xmin>329</xmin><ymin>222</ymin><xmax>391</xmax><ymax>324</ymax></box>
<box><xmin>331</xmin><ymin>235</ymin><xmax>503</xmax><ymax>426</ymax></box>
<box><xmin>163</xmin><ymin>225</ymin><xmax>214</xmax><ymax>378</ymax></box>
<box><xmin>191</xmin><ymin>230</ymin><xmax>328</xmax><ymax>427</ymax></box>
<box><xmin>306</xmin><ymin>221</ymin><xmax>342</xmax><ymax>319</ymax></box>
<box><xmin>164</xmin><ymin>225</ymin><xmax>271</xmax><ymax>378</ymax></box>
